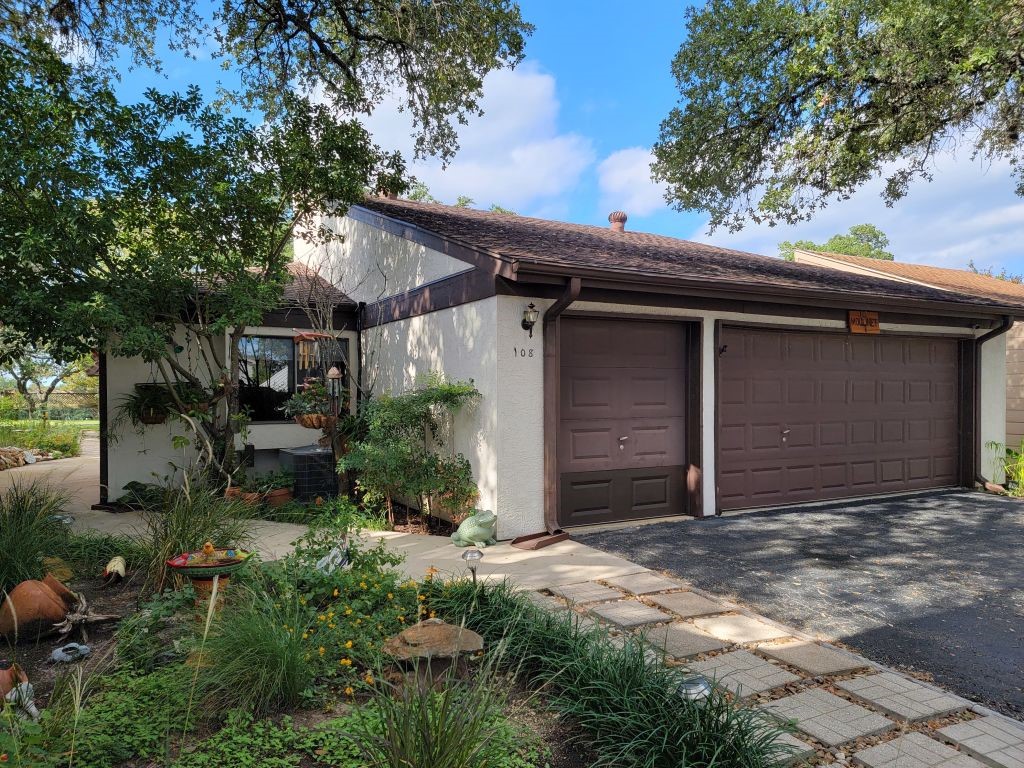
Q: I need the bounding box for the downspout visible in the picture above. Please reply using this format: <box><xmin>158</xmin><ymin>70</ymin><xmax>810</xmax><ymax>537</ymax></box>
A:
<box><xmin>542</xmin><ymin>277</ymin><xmax>581</xmax><ymax>535</ymax></box>
<box><xmin>355</xmin><ymin>301</ymin><xmax>366</xmax><ymax>408</ymax></box>
<box><xmin>975</xmin><ymin>315</ymin><xmax>1014</xmax><ymax>487</ymax></box>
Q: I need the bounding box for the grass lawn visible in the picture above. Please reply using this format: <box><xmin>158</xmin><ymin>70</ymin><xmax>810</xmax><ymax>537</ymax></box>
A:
<box><xmin>0</xmin><ymin>419</ymin><xmax>98</xmax><ymax>456</ymax></box>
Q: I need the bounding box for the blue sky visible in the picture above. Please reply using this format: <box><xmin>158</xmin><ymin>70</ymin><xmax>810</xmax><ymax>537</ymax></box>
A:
<box><xmin>113</xmin><ymin>0</ymin><xmax>1024</xmax><ymax>273</ymax></box>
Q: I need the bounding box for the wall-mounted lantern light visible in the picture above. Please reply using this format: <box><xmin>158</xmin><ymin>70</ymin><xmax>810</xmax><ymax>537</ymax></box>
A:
<box><xmin>521</xmin><ymin>303</ymin><xmax>540</xmax><ymax>338</ymax></box>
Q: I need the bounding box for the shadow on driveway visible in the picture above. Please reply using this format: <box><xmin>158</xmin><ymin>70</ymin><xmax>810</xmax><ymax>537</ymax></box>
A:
<box><xmin>574</xmin><ymin>490</ymin><xmax>1024</xmax><ymax>717</ymax></box>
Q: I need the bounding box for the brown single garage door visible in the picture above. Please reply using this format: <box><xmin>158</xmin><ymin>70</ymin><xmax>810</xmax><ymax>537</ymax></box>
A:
<box><xmin>559</xmin><ymin>317</ymin><xmax>689</xmax><ymax>526</ymax></box>
<box><xmin>718</xmin><ymin>327</ymin><xmax>959</xmax><ymax>510</ymax></box>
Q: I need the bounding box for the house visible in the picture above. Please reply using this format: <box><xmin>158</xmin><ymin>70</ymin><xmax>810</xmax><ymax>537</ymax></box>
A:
<box><xmin>101</xmin><ymin>198</ymin><xmax>1023</xmax><ymax>540</ymax></box>
<box><xmin>792</xmin><ymin>249</ymin><xmax>1024</xmax><ymax>459</ymax></box>
<box><xmin>286</xmin><ymin>198</ymin><xmax>1023</xmax><ymax>540</ymax></box>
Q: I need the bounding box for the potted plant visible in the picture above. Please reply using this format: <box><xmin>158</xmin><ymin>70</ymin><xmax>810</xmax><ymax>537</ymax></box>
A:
<box><xmin>258</xmin><ymin>469</ymin><xmax>294</xmax><ymax>508</ymax></box>
<box><xmin>170</xmin><ymin>382</ymin><xmax>212</xmax><ymax>414</ymax></box>
<box><xmin>432</xmin><ymin>454</ymin><xmax>479</xmax><ymax>524</ymax></box>
<box><xmin>119</xmin><ymin>383</ymin><xmax>173</xmax><ymax>426</ymax></box>
<box><xmin>282</xmin><ymin>379</ymin><xmax>334</xmax><ymax>430</ymax></box>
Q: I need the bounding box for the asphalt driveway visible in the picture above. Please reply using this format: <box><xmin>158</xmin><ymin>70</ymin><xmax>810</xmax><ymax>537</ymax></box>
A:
<box><xmin>575</xmin><ymin>490</ymin><xmax>1024</xmax><ymax>717</ymax></box>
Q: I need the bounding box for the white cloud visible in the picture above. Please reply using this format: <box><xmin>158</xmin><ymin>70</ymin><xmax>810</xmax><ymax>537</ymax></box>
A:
<box><xmin>596</xmin><ymin>147</ymin><xmax>667</xmax><ymax>217</ymax></box>
<box><xmin>697</xmin><ymin>148</ymin><xmax>1024</xmax><ymax>273</ymax></box>
<box><xmin>363</xmin><ymin>62</ymin><xmax>594</xmax><ymax>211</ymax></box>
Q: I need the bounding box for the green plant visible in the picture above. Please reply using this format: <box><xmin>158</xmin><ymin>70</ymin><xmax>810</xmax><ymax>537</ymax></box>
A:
<box><xmin>1</xmin><ymin>702</ymin><xmax>58</xmax><ymax>767</ymax></box>
<box><xmin>140</xmin><ymin>481</ymin><xmax>257</xmax><ymax>593</ymax></box>
<box><xmin>196</xmin><ymin>585</ymin><xmax>314</xmax><ymax>717</ymax></box>
<box><xmin>0</xmin><ymin>482</ymin><xmax>71</xmax><ymax>592</ymax></box>
<box><xmin>0</xmin><ymin>421</ymin><xmax>82</xmax><ymax>455</ymax></box>
<box><xmin>430</xmin><ymin>580</ymin><xmax>796</xmax><ymax>768</ymax></box>
<box><xmin>115</xmin><ymin>587</ymin><xmax>197</xmax><ymax>672</ymax></box>
<box><xmin>431</xmin><ymin>453</ymin><xmax>479</xmax><ymax>523</ymax></box>
<box><xmin>340</xmin><ymin>375</ymin><xmax>480</xmax><ymax>523</ymax></box>
<box><xmin>347</xmin><ymin>657</ymin><xmax>545</xmax><ymax>768</ymax></box>
<box><xmin>60</xmin><ymin>529</ymin><xmax>152</xmax><ymax>576</ymax></box>
<box><xmin>255</xmin><ymin>469</ymin><xmax>293</xmax><ymax>493</ymax></box>
<box><xmin>282</xmin><ymin>379</ymin><xmax>332</xmax><ymax>418</ymax></box>
<box><xmin>116</xmin><ymin>383</ymin><xmax>173</xmax><ymax>428</ymax></box>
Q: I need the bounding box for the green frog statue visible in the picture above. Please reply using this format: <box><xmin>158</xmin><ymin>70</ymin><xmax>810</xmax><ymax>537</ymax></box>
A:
<box><xmin>451</xmin><ymin>509</ymin><xmax>498</xmax><ymax>547</ymax></box>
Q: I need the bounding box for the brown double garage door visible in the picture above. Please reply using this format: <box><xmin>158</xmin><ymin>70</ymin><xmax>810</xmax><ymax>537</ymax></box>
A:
<box><xmin>558</xmin><ymin>318</ymin><xmax>962</xmax><ymax>525</ymax></box>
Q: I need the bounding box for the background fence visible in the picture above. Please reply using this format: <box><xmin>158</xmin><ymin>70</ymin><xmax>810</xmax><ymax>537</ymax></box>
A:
<box><xmin>0</xmin><ymin>391</ymin><xmax>100</xmax><ymax>421</ymax></box>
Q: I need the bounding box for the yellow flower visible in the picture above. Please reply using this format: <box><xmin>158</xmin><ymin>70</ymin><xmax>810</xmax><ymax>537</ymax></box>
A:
<box><xmin>429</xmin><ymin>611</ymin><xmax>436</xmax><ymax>619</ymax></box>
<box><xmin>363</xmin><ymin>673</ymin><xmax>375</xmax><ymax>685</ymax></box>
<box><xmin>302</xmin><ymin>632</ymin><xmax>309</xmax><ymax>640</ymax></box>
<box><xmin>332</xmin><ymin>588</ymin><xmax>339</xmax><ymax>597</ymax></box>
<box><xmin>344</xmin><ymin>686</ymin><xmax>354</xmax><ymax>696</ymax></box>
<box><xmin>386</xmin><ymin>593</ymin><xmax>393</xmax><ymax>600</ymax></box>
<box><xmin>345</xmin><ymin>640</ymin><xmax>353</xmax><ymax>649</ymax></box>
<box><xmin>328</xmin><ymin>623</ymin><xmax>336</xmax><ymax>630</ymax></box>
<box><xmin>318</xmin><ymin>614</ymin><xmax>325</xmax><ymax>622</ymax></box>
<box><xmin>345</xmin><ymin>608</ymin><xmax>353</xmax><ymax>615</ymax></box>
<box><xmin>359</xmin><ymin>581</ymin><xmax>367</xmax><ymax>589</ymax></box>
<box><xmin>425</xmin><ymin>566</ymin><xmax>439</xmax><ymax>577</ymax></box>
<box><xmin>318</xmin><ymin>646</ymin><xmax>326</xmax><ymax>656</ymax></box>
<box><xmin>398</xmin><ymin>616</ymin><xmax>405</xmax><ymax>623</ymax></box>
<box><xmin>355</xmin><ymin>619</ymin><xmax>362</xmax><ymax>625</ymax></box>
<box><xmin>417</xmin><ymin>594</ymin><xmax>426</xmax><ymax>601</ymax></box>
<box><xmin>340</xmin><ymin>658</ymin><xmax>352</xmax><ymax>666</ymax></box>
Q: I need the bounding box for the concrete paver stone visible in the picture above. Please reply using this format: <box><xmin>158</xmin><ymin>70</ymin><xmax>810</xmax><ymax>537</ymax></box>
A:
<box><xmin>690</xmin><ymin>649</ymin><xmax>800</xmax><ymax>696</ymax></box>
<box><xmin>774</xmin><ymin>731</ymin><xmax>818</xmax><ymax>763</ymax></box>
<box><xmin>854</xmin><ymin>732</ymin><xmax>986</xmax><ymax>768</ymax></box>
<box><xmin>694</xmin><ymin>613</ymin><xmax>791</xmax><ymax>644</ymax></box>
<box><xmin>549</xmin><ymin>581</ymin><xmax>624</xmax><ymax>605</ymax></box>
<box><xmin>838</xmin><ymin>672</ymin><xmax>969</xmax><ymax>722</ymax></box>
<box><xmin>765</xmin><ymin>689</ymin><xmax>894</xmax><ymax>747</ymax></box>
<box><xmin>641</xmin><ymin>622</ymin><xmax>728</xmax><ymax>659</ymax></box>
<box><xmin>589</xmin><ymin>600</ymin><xmax>671</xmax><ymax>629</ymax></box>
<box><xmin>523</xmin><ymin>590</ymin><xmax>569</xmax><ymax>612</ymax></box>
<box><xmin>939</xmin><ymin>716</ymin><xmax>1024</xmax><ymax>768</ymax></box>
<box><xmin>758</xmin><ymin>640</ymin><xmax>870</xmax><ymax>676</ymax></box>
<box><xmin>648</xmin><ymin>590</ymin><xmax>726</xmax><ymax>618</ymax></box>
<box><xmin>603</xmin><ymin>571</ymin><xmax>684</xmax><ymax>595</ymax></box>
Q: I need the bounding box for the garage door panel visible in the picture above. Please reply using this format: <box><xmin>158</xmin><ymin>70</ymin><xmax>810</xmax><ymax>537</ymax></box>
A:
<box><xmin>718</xmin><ymin>328</ymin><xmax>959</xmax><ymax>510</ymax></box>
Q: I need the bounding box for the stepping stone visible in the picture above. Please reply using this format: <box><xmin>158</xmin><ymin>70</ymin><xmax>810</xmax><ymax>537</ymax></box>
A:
<box><xmin>604</xmin><ymin>572</ymin><xmax>683</xmax><ymax>595</ymax></box>
<box><xmin>589</xmin><ymin>600</ymin><xmax>670</xmax><ymax>629</ymax></box>
<box><xmin>549</xmin><ymin>581</ymin><xmax>623</xmax><ymax>605</ymax></box>
<box><xmin>854</xmin><ymin>732</ymin><xmax>985</xmax><ymax>768</ymax></box>
<box><xmin>648</xmin><ymin>591</ymin><xmax>725</xmax><ymax>618</ymax></box>
<box><xmin>522</xmin><ymin>591</ymin><xmax>568</xmax><ymax>612</ymax></box>
<box><xmin>773</xmin><ymin>732</ymin><xmax>818</xmax><ymax>763</ymax></box>
<box><xmin>694</xmin><ymin>614</ymin><xmax>791</xmax><ymax>644</ymax></box>
<box><xmin>641</xmin><ymin>622</ymin><xmax>727</xmax><ymax>659</ymax></box>
<box><xmin>690</xmin><ymin>649</ymin><xmax>800</xmax><ymax>696</ymax></box>
<box><xmin>758</xmin><ymin>640</ymin><xmax>870</xmax><ymax>676</ymax></box>
<box><xmin>939</xmin><ymin>716</ymin><xmax>1024</xmax><ymax>768</ymax></box>
<box><xmin>765</xmin><ymin>689</ymin><xmax>894</xmax><ymax>747</ymax></box>
<box><xmin>837</xmin><ymin>672</ymin><xmax>969</xmax><ymax>722</ymax></box>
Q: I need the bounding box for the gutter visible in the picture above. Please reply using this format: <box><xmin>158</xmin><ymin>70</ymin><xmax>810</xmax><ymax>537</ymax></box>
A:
<box><xmin>510</xmin><ymin>276</ymin><xmax>581</xmax><ymax>551</ymax></box>
<box><xmin>975</xmin><ymin>315</ymin><xmax>1014</xmax><ymax>488</ymax></box>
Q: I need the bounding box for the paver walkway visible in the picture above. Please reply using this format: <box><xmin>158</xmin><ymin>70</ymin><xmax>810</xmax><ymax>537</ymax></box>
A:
<box><xmin>575</xmin><ymin>490</ymin><xmax>1024</xmax><ymax>719</ymax></box>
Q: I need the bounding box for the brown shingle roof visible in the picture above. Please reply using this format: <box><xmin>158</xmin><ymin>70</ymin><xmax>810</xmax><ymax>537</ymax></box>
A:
<box><xmin>282</xmin><ymin>262</ymin><xmax>355</xmax><ymax>308</ymax></box>
<box><xmin>356</xmin><ymin>198</ymin><xmax>1024</xmax><ymax>312</ymax></box>
<box><xmin>796</xmin><ymin>250</ymin><xmax>1024</xmax><ymax>305</ymax></box>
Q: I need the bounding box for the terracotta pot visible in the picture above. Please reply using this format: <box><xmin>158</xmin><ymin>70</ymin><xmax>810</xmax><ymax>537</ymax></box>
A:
<box><xmin>0</xmin><ymin>663</ymin><xmax>28</xmax><ymax>697</ymax></box>
<box><xmin>224</xmin><ymin>487</ymin><xmax>243</xmax><ymax>500</ymax></box>
<box><xmin>295</xmin><ymin>413</ymin><xmax>336</xmax><ymax>430</ymax></box>
<box><xmin>264</xmin><ymin>488</ymin><xmax>293</xmax><ymax>508</ymax></box>
<box><xmin>0</xmin><ymin>579</ymin><xmax>69</xmax><ymax>638</ymax></box>
<box><xmin>43</xmin><ymin>574</ymin><xmax>77</xmax><ymax>607</ymax></box>
<box><xmin>241</xmin><ymin>491</ymin><xmax>263</xmax><ymax>506</ymax></box>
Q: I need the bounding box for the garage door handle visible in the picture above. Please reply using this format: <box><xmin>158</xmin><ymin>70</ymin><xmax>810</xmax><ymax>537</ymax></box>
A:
<box><xmin>781</xmin><ymin>429</ymin><xmax>791</xmax><ymax>435</ymax></box>
<box><xmin>618</xmin><ymin>436</ymin><xmax>630</xmax><ymax>441</ymax></box>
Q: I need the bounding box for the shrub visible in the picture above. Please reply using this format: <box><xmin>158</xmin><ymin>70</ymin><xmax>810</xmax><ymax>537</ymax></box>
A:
<box><xmin>0</xmin><ymin>483</ymin><xmax>71</xmax><ymax>592</ymax></box>
<box><xmin>196</xmin><ymin>586</ymin><xmax>313</xmax><ymax>717</ymax></box>
<box><xmin>0</xmin><ymin>421</ymin><xmax>82</xmax><ymax>456</ymax></box>
<box><xmin>141</xmin><ymin>482</ymin><xmax>257</xmax><ymax>593</ymax></box>
<box><xmin>115</xmin><ymin>587</ymin><xmax>197</xmax><ymax>672</ymax></box>
<box><xmin>60</xmin><ymin>529</ymin><xmax>153</xmax><ymax>576</ymax></box>
<box><xmin>430</xmin><ymin>580</ymin><xmax>797</xmax><ymax>768</ymax></box>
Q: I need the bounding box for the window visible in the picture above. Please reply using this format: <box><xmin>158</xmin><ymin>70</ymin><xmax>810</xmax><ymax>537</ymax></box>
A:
<box><xmin>238</xmin><ymin>337</ymin><xmax>295</xmax><ymax>422</ymax></box>
<box><xmin>237</xmin><ymin>335</ymin><xmax>352</xmax><ymax>422</ymax></box>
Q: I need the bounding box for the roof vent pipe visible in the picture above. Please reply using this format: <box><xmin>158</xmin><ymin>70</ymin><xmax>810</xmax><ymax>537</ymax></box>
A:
<box><xmin>608</xmin><ymin>211</ymin><xmax>627</xmax><ymax>232</ymax></box>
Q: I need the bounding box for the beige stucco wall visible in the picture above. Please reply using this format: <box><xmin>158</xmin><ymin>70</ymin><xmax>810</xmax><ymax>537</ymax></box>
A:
<box><xmin>1005</xmin><ymin>324</ymin><xmax>1024</xmax><ymax>449</ymax></box>
<box><xmin>294</xmin><ymin>215</ymin><xmax>472</xmax><ymax>305</ymax></box>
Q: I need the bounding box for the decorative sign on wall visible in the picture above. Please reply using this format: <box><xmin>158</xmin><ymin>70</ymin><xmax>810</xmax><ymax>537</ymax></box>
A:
<box><xmin>848</xmin><ymin>310</ymin><xmax>880</xmax><ymax>335</ymax></box>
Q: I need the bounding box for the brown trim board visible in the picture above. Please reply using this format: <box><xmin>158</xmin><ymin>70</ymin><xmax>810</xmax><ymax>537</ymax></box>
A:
<box><xmin>361</xmin><ymin>267</ymin><xmax>498</xmax><ymax>329</ymax></box>
<box><xmin>685</xmin><ymin>321</ymin><xmax>703</xmax><ymax>517</ymax></box>
<box><xmin>98</xmin><ymin>351</ymin><xmax>109</xmax><ymax>506</ymax></box>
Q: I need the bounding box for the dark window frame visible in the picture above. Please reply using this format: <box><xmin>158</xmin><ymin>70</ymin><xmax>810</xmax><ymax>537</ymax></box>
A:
<box><xmin>237</xmin><ymin>335</ymin><xmax>297</xmax><ymax>424</ymax></box>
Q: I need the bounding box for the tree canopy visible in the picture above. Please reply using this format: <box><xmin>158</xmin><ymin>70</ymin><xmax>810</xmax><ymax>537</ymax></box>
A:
<box><xmin>779</xmin><ymin>223</ymin><xmax>895</xmax><ymax>261</ymax></box>
<box><xmin>653</xmin><ymin>0</ymin><xmax>1024</xmax><ymax>231</ymax></box>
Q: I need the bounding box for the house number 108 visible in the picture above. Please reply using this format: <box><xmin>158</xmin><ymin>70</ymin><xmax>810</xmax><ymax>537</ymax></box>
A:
<box><xmin>513</xmin><ymin>347</ymin><xmax>535</xmax><ymax>358</ymax></box>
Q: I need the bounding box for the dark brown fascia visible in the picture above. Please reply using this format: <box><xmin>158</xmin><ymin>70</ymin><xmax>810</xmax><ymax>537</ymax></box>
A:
<box><xmin>347</xmin><ymin>205</ymin><xmax>516</xmax><ymax>278</ymax></box>
<box><xmin>510</xmin><ymin>261</ymin><xmax>1024</xmax><ymax>320</ymax></box>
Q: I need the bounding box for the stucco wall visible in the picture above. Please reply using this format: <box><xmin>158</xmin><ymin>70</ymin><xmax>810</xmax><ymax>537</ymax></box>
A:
<box><xmin>1005</xmin><ymin>324</ymin><xmax>1024</xmax><ymax>449</ymax></box>
<box><xmin>981</xmin><ymin>332</ymin><xmax>1008</xmax><ymax>481</ymax></box>
<box><xmin>294</xmin><ymin>215</ymin><xmax>472</xmax><ymax>305</ymax></box>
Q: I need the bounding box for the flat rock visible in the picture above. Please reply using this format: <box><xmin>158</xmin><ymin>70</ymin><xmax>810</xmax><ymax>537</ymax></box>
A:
<box><xmin>648</xmin><ymin>591</ymin><xmax>725</xmax><ymax>618</ymax></box>
<box><xmin>939</xmin><ymin>716</ymin><xmax>1024</xmax><ymax>768</ymax></box>
<box><xmin>693</xmin><ymin>613</ymin><xmax>791</xmax><ymax>644</ymax></box>
<box><xmin>854</xmin><ymin>732</ymin><xmax>985</xmax><ymax>768</ymax></box>
<box><xmin>549</xmin><ymin>581</ymin><xmax>623</xmax><ymax>605</ymax></box>
<box><xmin>603</xmin><ymin>572</ymin><xmax>683</xmax><ymax>595</ymax></box>
<box><xmin>640</xmin><ymin>622</ymin><xmax>727</xmax><ymax>659</ymax></box>
<box><xmin>383</xmin><ymin>619</ymin><xmax>483</xmax><ymax>661</ymax></box>
<box><xmin>765</xmin><ymin>689</ymin><xmax>894</xmax><ymax>747</ymax></box>
<box><xmin>690</xmin><ymin>649</ymin><xmax>800</xmax><ymax>696</ymax></box>
<box><xmin>589</xmin><ymin>600</ymin><xmax>670</xmax><ymax>629</ymax></box>
<box><xmin>758</xmin><ymin>640</ymin><xmax>869</xmax><ymax>676</ymax></box>
<box><xmin>838</xmin><ymin>672</ymin><xmax>968</xmax><ymax>722</ymax></box>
